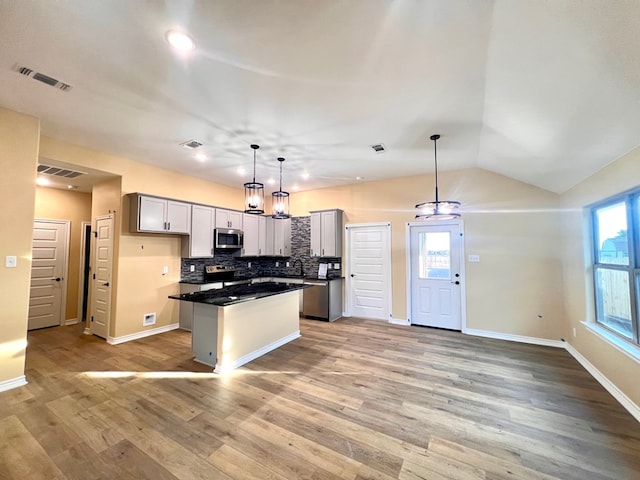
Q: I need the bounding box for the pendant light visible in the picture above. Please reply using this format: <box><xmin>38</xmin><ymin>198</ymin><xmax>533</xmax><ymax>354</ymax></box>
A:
<box><xmin>244</xmin><ymin>144</ymin><xmax>265</xmax><ymax>214</ymax></box>
<box><xmin>415</xmin><ymin>134</ymin><xmax>460</xmax><ymax>220</ymax></box>
<box><xmin>272</xmin><ymin>157</ymin><xmax>290</xmax><ymax>219</ymax></box>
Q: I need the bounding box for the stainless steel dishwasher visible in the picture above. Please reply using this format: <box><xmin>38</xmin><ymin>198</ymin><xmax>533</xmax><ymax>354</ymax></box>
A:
<box><xmin>302</xmin><ymin>278</ymin><xmax>342</xmax><ymax>321</ymax></box>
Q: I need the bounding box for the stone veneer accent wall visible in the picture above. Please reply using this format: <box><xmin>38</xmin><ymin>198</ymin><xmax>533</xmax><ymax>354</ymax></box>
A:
<box><xmin>180</xmin><ymin>216</ymin><xmax>342</xmax><ymax>282</ymax></box>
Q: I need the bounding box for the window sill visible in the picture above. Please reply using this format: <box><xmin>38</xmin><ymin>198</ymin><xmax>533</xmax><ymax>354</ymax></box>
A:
<box><xmin>582</xmin><ymin>321</ymin><xmax>640</xmax><ymax>364</ymax></box>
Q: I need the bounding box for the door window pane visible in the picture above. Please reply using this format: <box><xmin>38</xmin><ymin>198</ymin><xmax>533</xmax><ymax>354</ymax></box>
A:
<box><xmin>419</xmin><ymin>232</ymin><xmax>450</xmax><ymax>279</ymax></box>
<box><xmin>595</xmin><ymin>267</ymin><xmax>632</xmax><ymax>339</ymax></box>
<box><xmin>595</xmin><ymin>202</ymin><xmax>628</xmax><ymax>265</ymax></box>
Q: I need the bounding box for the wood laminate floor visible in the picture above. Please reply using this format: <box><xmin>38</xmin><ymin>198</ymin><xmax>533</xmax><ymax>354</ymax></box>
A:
<box><xmin>1</xmin><ymin>317</ymin><xmax>639</xmax><ymax>479</ymax></box>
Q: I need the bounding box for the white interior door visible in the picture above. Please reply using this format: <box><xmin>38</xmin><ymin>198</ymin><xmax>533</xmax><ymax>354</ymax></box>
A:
<box><xmin>346</xmin><ymin>223</ymin><xmax>391</xmax><ymax>321</ymax></box>
<box><xmin>90</xmin><ymin>214</ymin><xmax>114</xmax><ymax>339</ymax></box>
<box><xmin>28</xmin><ymin>220</ymin><xmax>69</xmax><ymax>330</ymax></box>
<box><xmin>409</xmin><ymin>222</ymin><xmax>462</xmax><ymax>329</ymax></box>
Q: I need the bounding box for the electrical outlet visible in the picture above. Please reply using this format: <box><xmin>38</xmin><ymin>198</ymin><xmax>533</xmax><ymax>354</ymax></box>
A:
<box><xmin>468</xmin><ymin>255</ymin><xmax>480</xmax><ymax>263</ymax></box>
<box><xmin>286</xmin><ymin>261</ymin><xmax>290</xmax><ymax>267</ymax></box>
<box><xmin>275</xmin><ymin>261</ymin><xmax>280</xmax><ymax>267</ymax></box>
<box><xmin>143</xmin><ymin>312</ymin><xmax>156</xmax><ymax>326</ymax></box>
<box><xmin>248</xmin><ymin>262</ymin><xmax>252</xmax><ymax>269</ymax></box>
<box><xmin>190</xmin><ymin>264</ymin><xmax>195</xmax><ymax>272</ymax></box>
<box><xmin>334</xmin><ymin>263</ymin><xmax>340</xmax><ymax>270</ymax></box>
<box><xmin>327</xmin><ymin>263</ymin><xmax>332</xmax><ymax>269</ymax></box>
<box><xmin>162</xmin><ymin>265</ymin><xmax>169</xmax><ymax>275</ymax></box>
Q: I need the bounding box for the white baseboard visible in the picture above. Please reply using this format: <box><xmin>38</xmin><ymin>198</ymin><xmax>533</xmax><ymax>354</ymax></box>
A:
<box><xmin>214</xmin><ymin>331</ymin><xmax>301</xmax><ymax>374</ymax></box>
<box><xmin>564</xmin><ymin>342</ymin><xmax>640</xmax><ymax>423</ymax></box>
<box><xmin>107</xmin><ymin>323</ymin><xmax>179</xmax><ymax>345</ymax></box>
<box><xmin>463</xmin><ymin>328</ymin><xmax>564</xmax><ymax>348</ymax></box>
<box><xmin>0</xmin><ymin>375</ymin><xmax>27</xmax><ymax>393</ymax></box>
<box><xmin>463</xmin><ymin>327</ymin><xmax>640</xmax><ymax>423</ymax></box>
<box><xmin>64</xmin><ymin>317</ymin><xmax>80</xmax><ymax>326</ymax></box>
<box><xmin>390</xmin><ymin>317</ymin><xmax>410</xmax><ymax>326</ymax></box>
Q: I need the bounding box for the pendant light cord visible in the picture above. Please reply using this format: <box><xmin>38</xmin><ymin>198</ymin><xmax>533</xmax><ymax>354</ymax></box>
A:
<box><xmin>432</xmin><ymin>134</ymin><xmax>439</xmax><ymax>204</ymax></box>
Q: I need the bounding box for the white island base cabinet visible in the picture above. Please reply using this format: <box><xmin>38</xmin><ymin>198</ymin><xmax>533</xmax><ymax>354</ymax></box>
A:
<box><xmin>192</xmin><ymin>291</ymin><xmax>300</xmax><ymax>373</ymax></box>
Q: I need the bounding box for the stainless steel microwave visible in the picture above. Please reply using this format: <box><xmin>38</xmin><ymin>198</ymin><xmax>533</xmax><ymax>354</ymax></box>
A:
<box><xmin>214</xmin><ymin>228</ymin><xmax>243</xmax><ymax>249</ymax></box>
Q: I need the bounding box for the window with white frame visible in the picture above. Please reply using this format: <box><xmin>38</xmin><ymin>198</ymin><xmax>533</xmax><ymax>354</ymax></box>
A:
<box><xmin>591</xmin><ymin>193</ymin><xmax>639</xmax><ymax>344</ymax></box>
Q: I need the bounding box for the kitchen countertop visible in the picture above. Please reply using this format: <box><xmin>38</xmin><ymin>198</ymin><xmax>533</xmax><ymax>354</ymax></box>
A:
<box><xmin>169</xmin><ymin>281</ymin><xmax>309</xmax><ymax>306</ymax></box>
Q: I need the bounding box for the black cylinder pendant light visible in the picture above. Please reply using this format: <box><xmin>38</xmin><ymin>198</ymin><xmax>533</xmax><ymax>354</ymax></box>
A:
<box><xmin>244</xmin><ymin>144</ymin><xmax>265</xmax><ymax>214</ymax></box>
<box><xmin>272</xmin><ymin>157</ymin><xmax>290</xmax><ymax>219</ymax></box>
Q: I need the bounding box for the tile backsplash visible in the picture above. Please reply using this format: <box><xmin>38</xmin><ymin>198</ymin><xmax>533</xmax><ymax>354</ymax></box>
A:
<box><xmin>180</xmin><ymin>216</ymin><xmax>341</xmax><ymax>281</ymax></box>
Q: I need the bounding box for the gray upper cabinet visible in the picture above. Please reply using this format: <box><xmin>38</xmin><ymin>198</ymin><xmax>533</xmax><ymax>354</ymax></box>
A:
<box><xmin>238</xmin><ymin>213</ymin><xmax>266</xmax><ymax>257</ymax></box>
<box><xmin>310</xmin><ymin>209</ymin><xmax>343</xmax><ymax>257</ymax></box>
<box><xmin>129</xmin><ymin>193</ymin><xmax>191</xmax><ymax>234</ymax></box>
<box><xmin>265</xmin><ymin>217</ymin><xmax>291</xmax><ymax>257</ymax></box>
<box><xmin>215</xmin><ymin>208</ymin><xmax>243</xmax><ymax>230</ymax></box>
<box><xmin>182</xmin><ymin>204</ymin><xmax>215</xmax><ymax>258</ymax></box>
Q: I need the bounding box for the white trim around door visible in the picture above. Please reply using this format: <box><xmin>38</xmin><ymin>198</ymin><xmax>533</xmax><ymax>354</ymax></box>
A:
<box><xmin>345</xmin><ymin>222</ymin><xmax>392</xmax><ymax>322</ymax></box>
<box><xmin>406</xmin><ymin>219</ymin><xmax>467</xmax><ymax>330</ymax></box>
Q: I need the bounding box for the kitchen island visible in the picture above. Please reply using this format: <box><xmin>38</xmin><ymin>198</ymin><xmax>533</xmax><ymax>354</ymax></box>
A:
<box><xmin>169</xmin><ymin>282</ymin><xmax>307</xmax><ymax>373</ymax></box>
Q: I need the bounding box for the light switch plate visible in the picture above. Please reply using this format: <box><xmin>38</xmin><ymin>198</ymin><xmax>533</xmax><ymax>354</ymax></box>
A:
<box><xmin>5</xmin><ymin>255</ymin><xmax>17</xmax><ymax>268</ymax></box>
<box><xmin>334</xmin><ymin>263</ymin><xmax>340</xmax><ymax>270</ymax></box>
<box><xmin>468</xmin><ymin>255</ymin><xmax>480</xmax><ymax>263</ymax></box>
<box><xmin>162</xmin><ymin>265</ymin><xmax>169</xmax><ymax>275</ymax></box>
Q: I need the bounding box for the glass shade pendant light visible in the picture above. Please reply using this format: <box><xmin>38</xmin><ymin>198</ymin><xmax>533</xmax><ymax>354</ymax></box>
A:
<box><xmin>244</xmin><ymin>144</ymin><xmax>265</xmax><ymax>214</ymax></box>
<box><xmin>415</xmin><ymin>134</ymin><xmax>460</xmax><ymax>220</ymax></box>
<box><xmin>272</xmin><ymin>157</ymin><xmax>290</xmax><ymax>219</ymax></box>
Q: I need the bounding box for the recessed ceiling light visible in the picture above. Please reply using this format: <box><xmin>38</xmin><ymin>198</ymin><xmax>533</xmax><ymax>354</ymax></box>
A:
<box><xmin>301</xmin><ymin>172</ymin><xmax>310</xmax><ymax>180</ymax></box>
<box><xmin>292</xmin><ymin>185</ymin><xmax>299</xmax><ymax>192</ymax></box>
<box><xmin>237</xmin><ymin>166</ymin><xmax>246</xmax><ymax>176</ymax></box>
<box><xmin>67</xmin><ymin>185</ymin><xmax>77</xmax><ymax>190</ymax></box>
<box><xmin>166</xmin><ymin>30</ymin><xmax>195</xmax><ymax>51</ymax></box>
<box><xmin>267</xmin><ymin>178</ymin><xmax>275</xmax><ymax>185</ymax></box>
<box><xmin>195</xmin><ymin>153</ymin><xmax>207</xmax><ymax>161</ymax></box>
<box><xmin>356</xmin><ymin>176</ymin><xmax>365</xmax><ymax>181</ymax></box>
<box><xmin>36</xmin><ymin>177</ymin><xmax>49</xmax><ymax>186</ymax></box>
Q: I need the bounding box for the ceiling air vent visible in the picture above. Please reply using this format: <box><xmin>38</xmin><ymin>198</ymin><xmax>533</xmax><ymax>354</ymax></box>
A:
<box><xmin>370</xmin><ymin>143</ymin><xmax>386</xmax><ymax>153</ymax></box>
<box><xmin>37</xmin><ymin>164</ymin><xmax>86</xmax><ymax>179</ymax></box>
<box><xmin>13</xmin><ymin>64</ymin><xmax>72</xmax><ymax>92</ymax></box>
<box><xmin>180</xmin><ymin>139</ymin><xmax>203</xmax><ymax>149</ymax></box>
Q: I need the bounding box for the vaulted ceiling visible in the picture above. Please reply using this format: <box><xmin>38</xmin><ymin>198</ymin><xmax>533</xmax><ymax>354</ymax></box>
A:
<box><xmin>1</xmin><ymin>1</ymin><xmax>639</xmax><ymax>194</ymax></box>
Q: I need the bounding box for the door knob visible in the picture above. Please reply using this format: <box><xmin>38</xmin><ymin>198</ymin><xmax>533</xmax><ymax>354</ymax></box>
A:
<box><xmin>350</xmin><ymin>274</ymin><xmax>355</xmax><ymax>277</ymax></box>
<box><xmin>452</xmin><ymin>281</ymin><xmax>460</xmax><ymax>285</ymax></box>
<box><xmin>103</xmin><ymin>282</ymin><xmax>110</xmax><ymax>287</ymax></box>
<box><xmin>55</xmin><ymin>277</ymin><xmax>61</xmax><ymax>282</ymax></box>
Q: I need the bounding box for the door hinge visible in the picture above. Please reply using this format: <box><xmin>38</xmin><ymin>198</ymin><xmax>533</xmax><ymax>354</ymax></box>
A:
<box><xmin>93</xmin><ymin>231</ymin><xmax>97</xmax><ymax>238</ymax></box>
<box><xmin>93</xmin><ymin>273</ymin><xmax>96</xmax><ymax>280</ymax></box>
<box><xmin>91</xmin><ymin>316</ymin><xmax>94</xmax><ymax>322</ymax></box>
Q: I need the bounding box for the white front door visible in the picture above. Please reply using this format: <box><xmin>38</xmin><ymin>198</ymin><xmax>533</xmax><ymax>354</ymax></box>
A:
<box><xmin>28</xmin><ymin>220</ymin><xmax>69</xmax><ymax>330</ymax></box>
<box><xmin>90</xmin><ymin>215</ymin><xmax>114</xmax><ymax>339</ymax></box>
<box><xmin>409</xmin><ymin>222</ymin><xmax>462</xmax><ymax>330</ymax></box>
<box><xmin>346</xmin><ymin>223</ymin><xmax>391</xmax><ymax>321</ymax></box>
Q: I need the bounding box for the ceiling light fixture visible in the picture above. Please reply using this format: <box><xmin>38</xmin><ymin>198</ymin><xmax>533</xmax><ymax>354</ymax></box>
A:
<box><xmin>415</xmin><ymin>134</ymin><xmax>460</xmax><ymax>220</ymax></box>
<box><xmin>166</xmin><ymin>30</ymin><xmax>195</xmax><ymax>51</ymax></box>
<box><xmin>244</xmin><ymin>144</ymin><xmax>265</xmax><ymax>214</ymax></box>
<box><xmin>272</xmin><ymin>157</ymin><xmax>290</xmax><ymax>219</ymax></box>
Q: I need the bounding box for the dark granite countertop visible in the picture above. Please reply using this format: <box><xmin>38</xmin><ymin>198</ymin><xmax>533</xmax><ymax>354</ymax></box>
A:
<box><xmin>169</xmin><ymin>281</ymin><xmax>309</xmax><ymax>306</ymax></box>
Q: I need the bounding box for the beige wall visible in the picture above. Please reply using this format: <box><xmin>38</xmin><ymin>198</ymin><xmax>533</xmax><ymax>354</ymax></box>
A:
<box><xmin>0</xmin><ymin>107</ymin><xmax>39</xmax><ymax>385</ymax></box>
<box><xmin>560</xmin><ymin>145</ymin><xmax>640</xmax><ymax>407</ymax></box>
<box><xmin>39</xmin><ymin>136</ymin><xmax>243</xmax><ymax>339</ymax></box>
<box><xmin>292</xmin><ymin>168</ymin><xmax>565</xmax><ymax>340</ymax></box>
<box><xmin>34</xmin><ymin>187</ymin><xmax>92</xmax><ymax>321</ymax></box>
